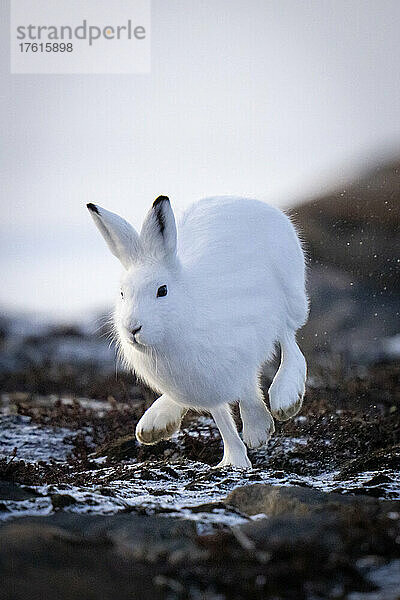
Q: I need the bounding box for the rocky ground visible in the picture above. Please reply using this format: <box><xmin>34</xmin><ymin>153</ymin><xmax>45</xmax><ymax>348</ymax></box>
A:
<box><xmin>0</xmin><ymin>320</ymin><xmax>399</xmax><ymax>599</ymax></box>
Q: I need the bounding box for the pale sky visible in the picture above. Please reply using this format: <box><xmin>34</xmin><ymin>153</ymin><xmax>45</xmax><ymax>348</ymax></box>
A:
<box><xmin>1</xmin><ymin>0</ymin><xmax>400</xmax><ymax>319</ymax></box>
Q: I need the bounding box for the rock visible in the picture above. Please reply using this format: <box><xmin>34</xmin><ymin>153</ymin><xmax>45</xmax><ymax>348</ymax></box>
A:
<box><xmin>364</xmin><ymin>473</ymin><xmax>394</xmax><ymax>486</ymax></box>
<box><xmin>0</xmin><ymin>513</ymin><xmax>206</xmax><ymax>600</ymax></box>
<box><xmin>224</xmin><ymin>484</ymin><xmax>400</xmax><ymax>517</ymax></box>
<box><xmin>182</xmin><ymin>501</ymin><xmax>227</xmax><ymax>514</ymax></box>
<box><xmin>349</xmin><ymin>486</ymin><xmax>388</xmax><ymax>498</ymax></box>
<box><xmin>50</xmin><ymin>493</ymin><xmax>77</xmax><ymax>510</ymax></box>
<box><xmin>1</xmin><ymin>491</ymin><xmax>400</xmax><ymax>600</ymax></box>
<box><xmin>104</xmin><ymin>517</ymin><xmax>205</xmax><ymax>563</ymax></box>
<box><xmin>225</xmin><ymin>484</ymin><xmax>346</xmax><ymax>516</ymax></box>
<box><xmin>0</xmin><ymin>481</ymin><xmax>39</xmax><ymax>501</ymax></box>
<box><xmin>211</xmin><ymin>484</ymin><xmax>400</xmax><ymax>598</ymax></box>
<box><xmin>238</xmin><ymin>512</ymin><xmax>344</xmax><ymax>556</ymax></box>
<box><xmin>1</xmin><ymin>513</ymin><xmax>203</xmax><ymax>563</ymax></box>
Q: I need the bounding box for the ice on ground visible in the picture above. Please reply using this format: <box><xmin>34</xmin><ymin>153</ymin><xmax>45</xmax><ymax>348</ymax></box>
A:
<box><xmin>348</xmin><ymin>560</ymin><xmax>400</xmax><ymax>600</ymax></box>
<box><xmin>0</xmin><ymin>415</ymin><xmax>74</xmax><ymax>463</ymax></box>
<box><xmin>1</xmin><ymin>410</ymin><xmax>399</xmax><ymax>527</ymax></box>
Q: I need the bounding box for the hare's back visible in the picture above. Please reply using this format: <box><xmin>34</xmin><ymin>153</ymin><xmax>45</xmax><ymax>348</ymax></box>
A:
<box><xmin>178</xmin><ymin>196</ymin><xmax>303</xmax><ymax>272</ymax></box>
<box><xmin>178</xmin><ymin>197</ymin><xmax>307</xmax><ymax>331</ymax></box>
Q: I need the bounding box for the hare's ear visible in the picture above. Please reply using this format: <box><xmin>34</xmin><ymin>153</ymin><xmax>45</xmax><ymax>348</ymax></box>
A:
<box><xmin>140</xmin><ymin>196</ymin><xmax>177</xmax><ymax>260</ymax></box>
<box><xmin>87</xmin><ymin>204</ymin><xmax>140</xmax><ymax>269</ymax></box>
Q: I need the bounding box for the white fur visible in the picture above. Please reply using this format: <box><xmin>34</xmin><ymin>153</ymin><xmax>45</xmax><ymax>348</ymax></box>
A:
<box><xmin>88</xmin><ymin>196</ymin><xmax>308</xmax><ymax>468</ymax></box>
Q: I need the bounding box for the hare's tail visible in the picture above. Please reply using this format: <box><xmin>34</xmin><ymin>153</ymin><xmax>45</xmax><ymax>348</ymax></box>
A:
<box><xmin>268</xmin><ymin>330</ymin><xmax>307</xmax><ymax>421</ymax></box>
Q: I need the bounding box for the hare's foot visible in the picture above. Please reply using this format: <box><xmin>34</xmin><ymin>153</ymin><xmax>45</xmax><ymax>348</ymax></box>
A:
<box><xmin>211</xmin><ymin>404</ymin><xmax>252</xmax><ymax>469</ymax></box>
<box><xmin>136</xmin><ymin>395</ymin><xmax>186</xmax><ymax>444</ymax></box>
<box><xmin>215</xmin><ymin>452</ymin><xmax>252</xmax><ymax>469</ymax></box>
<box><xmin>269</xmin><ymin>333</ymin><xmax>307</xmax><ymax>421</ymax></box>
<box><xmin>240</xmin><ymin>391</ymin><xmax>275</xmax><ymax>449</ymax></box>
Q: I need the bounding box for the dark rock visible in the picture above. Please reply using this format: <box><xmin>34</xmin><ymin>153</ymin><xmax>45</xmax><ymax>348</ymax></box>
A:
<box><xmin>238</xmin><ymin>511</ymin><xmax>343</xmax><ymax>555</ymax></box>
<box><xmin>143</xmin><ymin>488</ymin><xmax>169</xmax><ymax>497</ymax></box>
<box><xmin>50</xmin><ymin>493</ymin><xmax>77</xmax><ymax>510</ymax></box>
<box><xmin>0</xmin><ymin>513</ymin><xmax>206</xmax><ymax>600</ymax></box>
<box><xmin>97</xmin><ymin>487</ymin><xmax>116</xmax><ymax>497</ymax></box>
<box><xmin>183</xmin><ymin>501</ymin><xmax>227</xmax><ymax>514</ymax></box>
<box><xmin>0</xmin><ymin>481</ymin><xmax>39</xmax><ymax>501</ymax></box>
<box><xmin>103</xmin><ymin>516</ymin><xmax>203</xmax><ymax>563</ymax></box>
<box><xmin>0</xmin><ymin>517</ymin><xmax>159</xmax><ymax>600</ymax></box>
<box><xmin>158</xmin><ymin>466</ymin><xmax>180</xmax><ymax>479</ymax></box>
<box><xmin>271</xmin><ymin>470</ymin><xmax>286</xmax><ymax>478</ymax></box>
<box><xmin>364</xmin><ymin>473</ymin><xmax>394</xmax><ymax>486</ymax></box>
<box><xmin>1</xmin><ymin>488</ymin><xmax>400</xmax><ymax>600</ymax></box>
<box><xmin>348</xmin><ymin>486</ymin><xmax>388</xmax><ymax>498</ymax></box>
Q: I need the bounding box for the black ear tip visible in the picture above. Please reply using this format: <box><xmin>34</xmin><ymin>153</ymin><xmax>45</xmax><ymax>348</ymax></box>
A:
<box><xmin>153</xmin><ymin>195</ymin><xmax>169</xmax><ymax>209</ymax></box>
<box><xmin>87</xmin><ymin>203</ymin><xmax>99</xmax><ymax>214</ymax></box>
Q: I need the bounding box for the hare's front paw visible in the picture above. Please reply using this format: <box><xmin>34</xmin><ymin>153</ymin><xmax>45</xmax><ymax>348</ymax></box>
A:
<box><xmin>135</xmin><ymin>397</ymin><xmax>184</xmax><ymax>445</ymax></box>
<box><xmin>136</xmin><ymin>409</ymin><xmax>181</xmax><ymax>444</ymax></box>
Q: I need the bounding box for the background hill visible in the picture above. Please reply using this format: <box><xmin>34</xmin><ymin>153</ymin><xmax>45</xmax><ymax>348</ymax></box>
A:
<box><xmin>291</xmin><ymin>160</ymin><xmax>400</xmax><ymax>361</ymax></box>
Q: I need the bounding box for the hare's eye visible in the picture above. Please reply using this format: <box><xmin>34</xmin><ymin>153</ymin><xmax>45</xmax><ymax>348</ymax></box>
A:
<box><xmin>120</xmin><ymin>290</ymin><xmax>124</xmax><ymax>299</ymax></box>
<box><xmin>157</xmin><ymin>285</ymin><xmax>168</xmax><ymax>298</ymax></box>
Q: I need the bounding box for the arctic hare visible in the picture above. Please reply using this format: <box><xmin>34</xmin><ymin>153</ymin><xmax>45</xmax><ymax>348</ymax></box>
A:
<box><xmin>88</xmin><ymin>196</ymin><xmax>308</xmax><ymax>468</ymax></box>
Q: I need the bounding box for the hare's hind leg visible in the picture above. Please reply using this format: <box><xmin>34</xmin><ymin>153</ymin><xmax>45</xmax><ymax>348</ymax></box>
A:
<box><xmin>269</xmin><ymin>331</ymin><xmax>307</xmax><ymax>421</ymax></box>
<box><xmin>136</xmin><ymin>394</ymin><xmax>187</xmax><ymax>444</ymax></box>
<box><xmin>212</xmin><ymin>404</ymin><xmax>251</xmax><ymax>469</ymax></box>
<box><xmin>239</xmin><ymin>383</ymin><xmax>275</xmax><ymax>449</ymax></box>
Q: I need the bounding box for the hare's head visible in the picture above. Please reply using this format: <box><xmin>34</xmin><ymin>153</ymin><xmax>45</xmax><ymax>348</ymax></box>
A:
<box><xmin>88</xmin><ymin>196</ymin><xmax>181</xmax><ymax>349</ymax></box>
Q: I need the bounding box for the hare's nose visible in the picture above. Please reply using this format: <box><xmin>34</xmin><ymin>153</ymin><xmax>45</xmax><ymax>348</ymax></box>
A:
<box><xmin>131</xmin><ymin>325</ymin><xmax>142</xmax><ymax>336</ymax></box>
